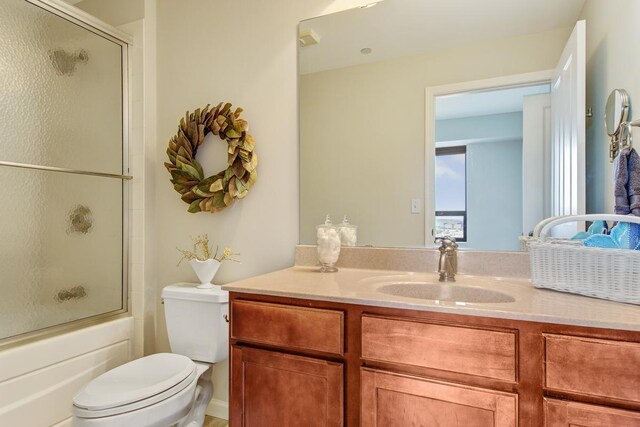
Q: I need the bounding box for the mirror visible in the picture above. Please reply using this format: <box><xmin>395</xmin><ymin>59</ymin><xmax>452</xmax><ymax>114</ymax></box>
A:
<box><xmin>299</xmin><ymin>0</ymin><xmax>630</xmax><ymax>251</ymax></box>
<box><xmin>605</xmin><ymin>89</ymin><xmax>629</xmax><ymax>137</ymax></box>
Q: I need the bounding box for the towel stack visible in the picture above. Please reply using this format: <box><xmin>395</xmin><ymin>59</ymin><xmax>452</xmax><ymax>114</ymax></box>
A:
<box><xmin>614</xmin><ymin>146</ymin><xmax>640</xmax><ymax>216</ymax></box>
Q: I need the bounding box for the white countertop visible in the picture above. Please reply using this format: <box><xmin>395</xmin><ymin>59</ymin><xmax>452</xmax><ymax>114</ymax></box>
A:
<box><xmin>222</xmin><ymin>266</ymin><xmax>640</xmax><ymax>331</ymax></box>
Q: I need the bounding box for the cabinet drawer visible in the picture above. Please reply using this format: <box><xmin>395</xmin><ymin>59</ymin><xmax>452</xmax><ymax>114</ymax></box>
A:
<box><xmin>544</xmin><ymin>398</ymin><xmax>640</xmax><ymax>426</ymax></box>
<box><xmin>361</xmin><ymin>315</ymin><xmax>517</xmax><ymax>382</ymax></box>
<box><xmin>361</xmin><ymin>368</ymin><xmax>518</xmax><ymax>427</ymax></box>
<box><xmin>231</xmin><ymin>300</ymin><xmax>344</xmax><ymax>356</ymax></box>
<box><xmin>545</xmin><ymin>334</ymin><xmax>640</xmax><ymax>404</ymax></box>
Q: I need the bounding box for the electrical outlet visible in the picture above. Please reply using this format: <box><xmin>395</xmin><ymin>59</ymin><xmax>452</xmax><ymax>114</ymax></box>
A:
<box><xmin>411</xmin><ymin>199</ymin><xmax>421</xmax><ymax>214</ymax></box>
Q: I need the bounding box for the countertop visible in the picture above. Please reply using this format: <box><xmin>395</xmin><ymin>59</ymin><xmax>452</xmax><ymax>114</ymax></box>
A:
<box><xmin>222</xmin><ymin>266</ymin><xmax>640</xmax><ymax>331</ymax></box>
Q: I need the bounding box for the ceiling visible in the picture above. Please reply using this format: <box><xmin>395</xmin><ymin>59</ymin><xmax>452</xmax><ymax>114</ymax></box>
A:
<box><xmin>299</xmin><ymin>0</ymin><xmax>586</xmax><ymax>74</ymax></box>
<box><xmin>435</xmin><ymin>83</ymin><xmax>551</xmax><ymax>120</ymax></box>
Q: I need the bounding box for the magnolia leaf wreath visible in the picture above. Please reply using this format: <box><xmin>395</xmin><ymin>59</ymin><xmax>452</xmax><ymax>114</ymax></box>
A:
<box><xmin>165</xmin><ymin>103</ymin><xmax>257</xmax><ymax>213</ymax></box>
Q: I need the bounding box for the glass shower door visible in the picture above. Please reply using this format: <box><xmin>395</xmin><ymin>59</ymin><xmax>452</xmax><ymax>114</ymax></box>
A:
<box><xmin>0</xmin><ymin>0</ymin><xmax>129</xmax><ymax>341</ymax></box>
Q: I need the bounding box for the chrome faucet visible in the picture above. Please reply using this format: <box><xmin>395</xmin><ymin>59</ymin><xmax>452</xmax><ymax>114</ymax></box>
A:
<box><xmin>435</xmin><ymin>236</ymin><xmax>458</xmax><ymax>282</ymax></box>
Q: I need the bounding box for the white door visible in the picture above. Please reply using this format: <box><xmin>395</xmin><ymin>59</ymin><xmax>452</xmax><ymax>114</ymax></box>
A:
<box><xmin>522</xmin><ymin>93</ymin><xmax>551</xmax><ymax>235</ymax></box>
<box><xmin>550</xmin><ymin>20</ymin><xmax>586</xmax><ymax>236</ymax></box>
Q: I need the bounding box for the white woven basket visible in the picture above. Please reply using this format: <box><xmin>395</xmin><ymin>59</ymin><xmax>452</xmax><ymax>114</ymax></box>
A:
<box><xmin>529</xmin><ymin>214</ymin><xmax>640</xmax><ymax>305</ymax></box>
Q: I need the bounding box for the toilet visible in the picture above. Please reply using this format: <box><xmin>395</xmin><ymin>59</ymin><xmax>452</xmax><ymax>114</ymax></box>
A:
<box><xmin>72</xmin><ymin>283</ymin><xmax>229</xmax><ymax>427</ymax></box>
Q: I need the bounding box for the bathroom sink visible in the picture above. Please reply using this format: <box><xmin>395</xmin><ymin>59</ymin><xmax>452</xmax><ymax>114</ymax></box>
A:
<box><xmin>377</xmin><ymin>282</ymin><xmax>516</xmax><ymax>303</ymax></box>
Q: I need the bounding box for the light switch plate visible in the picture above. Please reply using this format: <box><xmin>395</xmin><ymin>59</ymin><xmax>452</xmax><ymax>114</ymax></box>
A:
<box><xmin>411</xmin><ymin>199</ymin><xmax>421</xmax><ymax>214</ymax></box>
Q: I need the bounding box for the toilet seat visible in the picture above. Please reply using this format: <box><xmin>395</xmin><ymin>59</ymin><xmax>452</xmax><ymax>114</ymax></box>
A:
<box><xmin>73</xmin><ymin>353</ymin><xmax>196</xmax><ymax>418</ymax></box>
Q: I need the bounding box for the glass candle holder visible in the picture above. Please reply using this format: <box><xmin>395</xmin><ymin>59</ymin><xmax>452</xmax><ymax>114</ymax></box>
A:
<box><xmin>316</xmin><ymin>215</ymin><xmax>340</xmax><ymax>272</ymax></box>
<box><xmin>338</xmin><ymin>216</ymin><xmax>358</xmax><ymax>247</ymax></box>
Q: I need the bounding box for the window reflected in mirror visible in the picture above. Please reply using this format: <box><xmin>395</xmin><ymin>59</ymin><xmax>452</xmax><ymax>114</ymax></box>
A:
<box><xmin>435</xmin><ymin>147</ymin><xmax>466</xmax><ymax>242</ymax></box>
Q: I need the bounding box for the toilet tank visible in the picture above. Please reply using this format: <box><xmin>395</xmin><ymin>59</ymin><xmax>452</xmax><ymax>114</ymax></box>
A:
<box><xmin>161</xmin><ymin>283</ymin><xmax>229</xmax><ymax>363</ymax></box>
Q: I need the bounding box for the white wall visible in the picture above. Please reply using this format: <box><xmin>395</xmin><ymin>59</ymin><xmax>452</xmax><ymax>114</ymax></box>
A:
<box><xmin>300</xmin><ymin>28</ymin><xmax>570</xmax><ymax>247</ymax></box>
<box><xmin>581</xmin><ymin>0</ymin><xmax>640</xmax><ymax>214</ymax></box>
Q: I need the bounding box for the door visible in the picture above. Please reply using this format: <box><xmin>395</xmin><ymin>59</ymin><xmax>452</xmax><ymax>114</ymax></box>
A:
<box><xmin>361</xmin><ymin>369</ymin><xmax>517</xmax><ymax>427</ymax></box>
<box><xmin>230</xmin><ymin>346</ymin><xmax>343</xmax><ymax>427</ymax></box>
<box><xmin>550</xmin><ymin>20</ymin><xmax>586</xmax><ymax>237</ymax></box>
<box><xmin>545</xmin><ymin>399</ymin><xmax>640</xmax><ymax>426</ymax></box>
<box><xmin>522</xmin><ymin>93</ymin><xmax>551</xmax><ymax>235</ymax></box>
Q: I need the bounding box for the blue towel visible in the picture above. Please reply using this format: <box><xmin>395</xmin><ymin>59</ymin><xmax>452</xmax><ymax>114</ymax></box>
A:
<box><xmin>584</xmin><ymin>221</ymin><xmax>640</xmax><ymax>250</ymax></box>
<box><xmin>614</xmin><ymin>147</ymin><xmax>640</xmax><ymax>216</ymax></box>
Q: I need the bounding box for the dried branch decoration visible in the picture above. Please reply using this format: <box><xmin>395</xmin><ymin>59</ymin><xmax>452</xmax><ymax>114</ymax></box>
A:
<box><xmin>176</xmin><ymin>234</ymin><xmax>240</xmax><ymax>266</ymax></box>
<box><xmin>165</xmin><ymin>103</ymin><xmax>258</xmax><ymax>213</ymax></box>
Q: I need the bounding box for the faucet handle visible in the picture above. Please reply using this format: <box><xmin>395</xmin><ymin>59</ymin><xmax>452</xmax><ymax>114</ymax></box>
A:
<box><xmin>435</xmin><ymin>235</ymin><xmax>457</xmax><ymax>248</ymax></box>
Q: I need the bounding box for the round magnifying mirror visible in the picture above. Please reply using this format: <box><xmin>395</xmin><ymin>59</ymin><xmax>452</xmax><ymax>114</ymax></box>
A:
<box><xmin>605</xmin><ymin>89</ymin><xmax>629</xmax><ymax>136</ymax></box>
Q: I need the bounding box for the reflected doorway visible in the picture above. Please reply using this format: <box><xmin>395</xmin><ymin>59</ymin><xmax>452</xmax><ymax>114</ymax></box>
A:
<box><xmin>427</xmin><ymin>76</ymin><xmax>553</xmax><ymax>251</ymax></box>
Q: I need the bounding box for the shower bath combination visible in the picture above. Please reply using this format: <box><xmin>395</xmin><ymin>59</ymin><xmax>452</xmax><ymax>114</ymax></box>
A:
<box><xmin>0</xmin><ymin>0</ymin><xmax>130</xmax><ymax>347</ymax></box>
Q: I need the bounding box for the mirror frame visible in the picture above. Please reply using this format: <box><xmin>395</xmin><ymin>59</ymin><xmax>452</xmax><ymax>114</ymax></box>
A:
<box><xmin>605</xmin><ymin>89</ymin><xmax>630</xmax><ymax>137</ymax></box>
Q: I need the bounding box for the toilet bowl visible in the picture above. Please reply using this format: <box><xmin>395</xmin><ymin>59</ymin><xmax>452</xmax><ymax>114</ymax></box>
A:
<box><xmin>72</xmin><ymin>284</ymin><xmax>228</xmax><ymax>427</ymax></box>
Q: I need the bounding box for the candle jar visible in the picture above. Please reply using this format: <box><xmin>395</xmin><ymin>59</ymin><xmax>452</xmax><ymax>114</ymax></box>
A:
<box><xmin>316</xmin><ymin>215</ymin><xmax>341</xmax><ymax>272</ymax></box>
<box><xmin>338</xmin><ymin>216</ymin><xmax>358</xmax><ymax>247</ymax></box>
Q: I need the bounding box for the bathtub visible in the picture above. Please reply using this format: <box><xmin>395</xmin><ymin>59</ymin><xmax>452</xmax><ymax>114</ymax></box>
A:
<box><xmin>0</xmin><ymin>317</ymin><xmax>134</xmax><ymax>426</ymax></box>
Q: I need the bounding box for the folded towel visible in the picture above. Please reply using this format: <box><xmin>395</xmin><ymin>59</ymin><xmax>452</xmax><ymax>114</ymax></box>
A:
<box><xmin>614</xmin><ymin>146</ymin><xmax>640</xmax><ymax>216</ymax></box>
<box><xmin>630</xmin><ymin>148</ymin><xmax>640</xmax><ymax>216</ymax></box>
<box><xmin>584</xmin><ymin>221</ymin><xmax>640</xmax><ymax>250</ymax></box>
<box><xmin>571</xmin><ymin>220</ymin><xmax>608</xmax><ymax>240</ymax></box>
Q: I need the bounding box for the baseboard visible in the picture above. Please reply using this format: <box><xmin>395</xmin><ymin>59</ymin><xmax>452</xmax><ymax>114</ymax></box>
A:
<box><xmin>51</xmin><ymin>418</ymin><xmax>72</xmax><ymax>427</ymax></box>
<box><xmin>206</xmin><ymin>398</ymin><xmax>229</xmax><ymax>420</ymax></box>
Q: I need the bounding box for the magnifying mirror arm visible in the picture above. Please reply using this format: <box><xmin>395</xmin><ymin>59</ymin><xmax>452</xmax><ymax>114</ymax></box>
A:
<box><xmin>610</xmin><ymin>119</ymin><xmax>640</xmax><ymax>162</ymax></box>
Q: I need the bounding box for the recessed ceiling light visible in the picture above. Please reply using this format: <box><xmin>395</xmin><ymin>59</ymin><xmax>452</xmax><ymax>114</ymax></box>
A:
<box><xmin>360</xmin><ymin>48</ymin><xmax>372</xmax><ymax>55</ymax></box>
<box><xmin>360</xmin><ymin>2</ymin><xmax>379</xmax><ymax>9</ymax></box>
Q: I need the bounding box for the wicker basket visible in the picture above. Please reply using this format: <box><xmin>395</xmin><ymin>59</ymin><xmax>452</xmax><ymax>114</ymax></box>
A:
<box><xmin>528</xmin><ymin>214</ymin><xmax>640</xmax><ymax>305</ymax></box>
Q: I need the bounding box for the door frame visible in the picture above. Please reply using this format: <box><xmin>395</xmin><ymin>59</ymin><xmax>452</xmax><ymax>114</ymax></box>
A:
<box><xmin>424</xmin><ymin>70</ymin><xmax>554</xmax><ymax>246</ymax></box>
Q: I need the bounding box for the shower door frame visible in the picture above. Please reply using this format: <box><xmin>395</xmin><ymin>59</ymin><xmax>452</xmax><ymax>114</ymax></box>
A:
<box><xmin>1</xmin><ymin>0</ymin><xmax>133</xmax><ymax>348</ymax></box>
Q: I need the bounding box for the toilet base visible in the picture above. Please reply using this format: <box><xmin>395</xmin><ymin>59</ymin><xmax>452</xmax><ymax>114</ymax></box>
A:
<box><xmin>72</xmin><ymin>362</ymin><xmax>214</xmax><ymax>427</ymax></box>
<box><xmin>177</xmin><ymin>363</ymin><xmax>213</xmax><ymax>427</ymax></box>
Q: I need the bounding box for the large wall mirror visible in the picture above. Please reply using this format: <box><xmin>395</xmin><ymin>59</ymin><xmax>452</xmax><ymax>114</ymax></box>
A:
<box><xmin>299</xmin><ymin>0</ymin><xmax>638</xmax><ymax>251</ymax></box>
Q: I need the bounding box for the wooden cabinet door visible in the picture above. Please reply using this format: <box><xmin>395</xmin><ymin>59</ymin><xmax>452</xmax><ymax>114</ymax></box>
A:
<box><xmin>544</xmin><ymin>398</ymin><xmax>640</xmax><ymax>426</ymax></box>
<box><xmin>230</xmin><ymin>346</ymin><xmax>343</xmax><ymax>427</ymax></box>
<box><xmin>361</xmin><ymin>368</ymin><xmax>517</xmax><ymax>427</ymax></box>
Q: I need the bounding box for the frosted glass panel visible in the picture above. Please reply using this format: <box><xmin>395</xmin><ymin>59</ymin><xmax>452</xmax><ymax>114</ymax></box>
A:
<box><xmin>0</xmin><ymin>0</ymin><xmax>123</xmax><ymax>175</ymax></box>
<box><xmin>0</xmin><ymin>168</ymin><xmax>123</xmax><ymax>340</ymax></box>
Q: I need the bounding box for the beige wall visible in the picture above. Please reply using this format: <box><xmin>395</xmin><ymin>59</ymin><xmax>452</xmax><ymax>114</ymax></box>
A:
<box><xmin>581</xmin><ymin>0</ymin><xmax>640</xmax><ymax>214</ymax></box>
<box><xmin>154</xmin><ymin>0</ymin><xmax>366</xmax><ymax>415</ymax></box>
<box><xmin>300</xmin><ymin>27</ymin><xmax>571</xmax><ymax>247</ymax></box>
<box><xmin>75</xmin><ymin>0</ymin><xmax>144</xmax><ymax>26</ymax></box>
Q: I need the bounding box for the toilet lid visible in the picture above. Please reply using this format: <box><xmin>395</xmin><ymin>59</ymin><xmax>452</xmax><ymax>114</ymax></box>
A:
<box><xmin>74</xmin><ymin>353</ymin><xmax>196</xmax><ymax>411</ymax></box>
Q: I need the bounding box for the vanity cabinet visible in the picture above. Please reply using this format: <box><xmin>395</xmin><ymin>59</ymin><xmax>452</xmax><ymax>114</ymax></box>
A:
<box><xmin>228</xmin><ymin>293</ymin><xmax>640</xmax><ymax>426</ymax></box>
<box><xmin>230</xmin><ymin>346</ymin><xmax>343</xmax><ymax>427</ymax></box>
<box><xmin>361</xmin><ymin>368</ymin><xmax>517</xmax><ymax>426</ymax></box>
<box><xmin>230</xmin><ymin>300</ymin><xmax>346</xmax><ymax>427</ymax></box>
<box><xmin>544</xmin><ymin>334</ymin><xmax>640</xmax><ymax>405</ymax></box>
<box><xmin>361</xmin><ymin>315</ymin><xmax>517</xmax><ymax>382</ymax></box>
<box><xmin>231</xmin><ymin>300</ymin><xmax>344</xmax><ymax>356</ymax></box>
<box><xmin>544</xmin><ymin>398</ymin><xmax>640</xmax><ymax>426</ymax></box>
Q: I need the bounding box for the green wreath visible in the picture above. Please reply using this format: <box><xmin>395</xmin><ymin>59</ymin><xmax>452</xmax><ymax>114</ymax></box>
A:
<box><xmin>164</xmin><ymin>103</ymin><xmax>257</xmax><ymax>213</ymax></box>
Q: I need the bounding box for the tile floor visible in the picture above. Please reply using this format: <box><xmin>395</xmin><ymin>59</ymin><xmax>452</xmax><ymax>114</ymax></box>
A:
<box><xmin>204</xmin><ymin>415</ymin><xmax>228</xmax><ymax>427</ymax></box>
